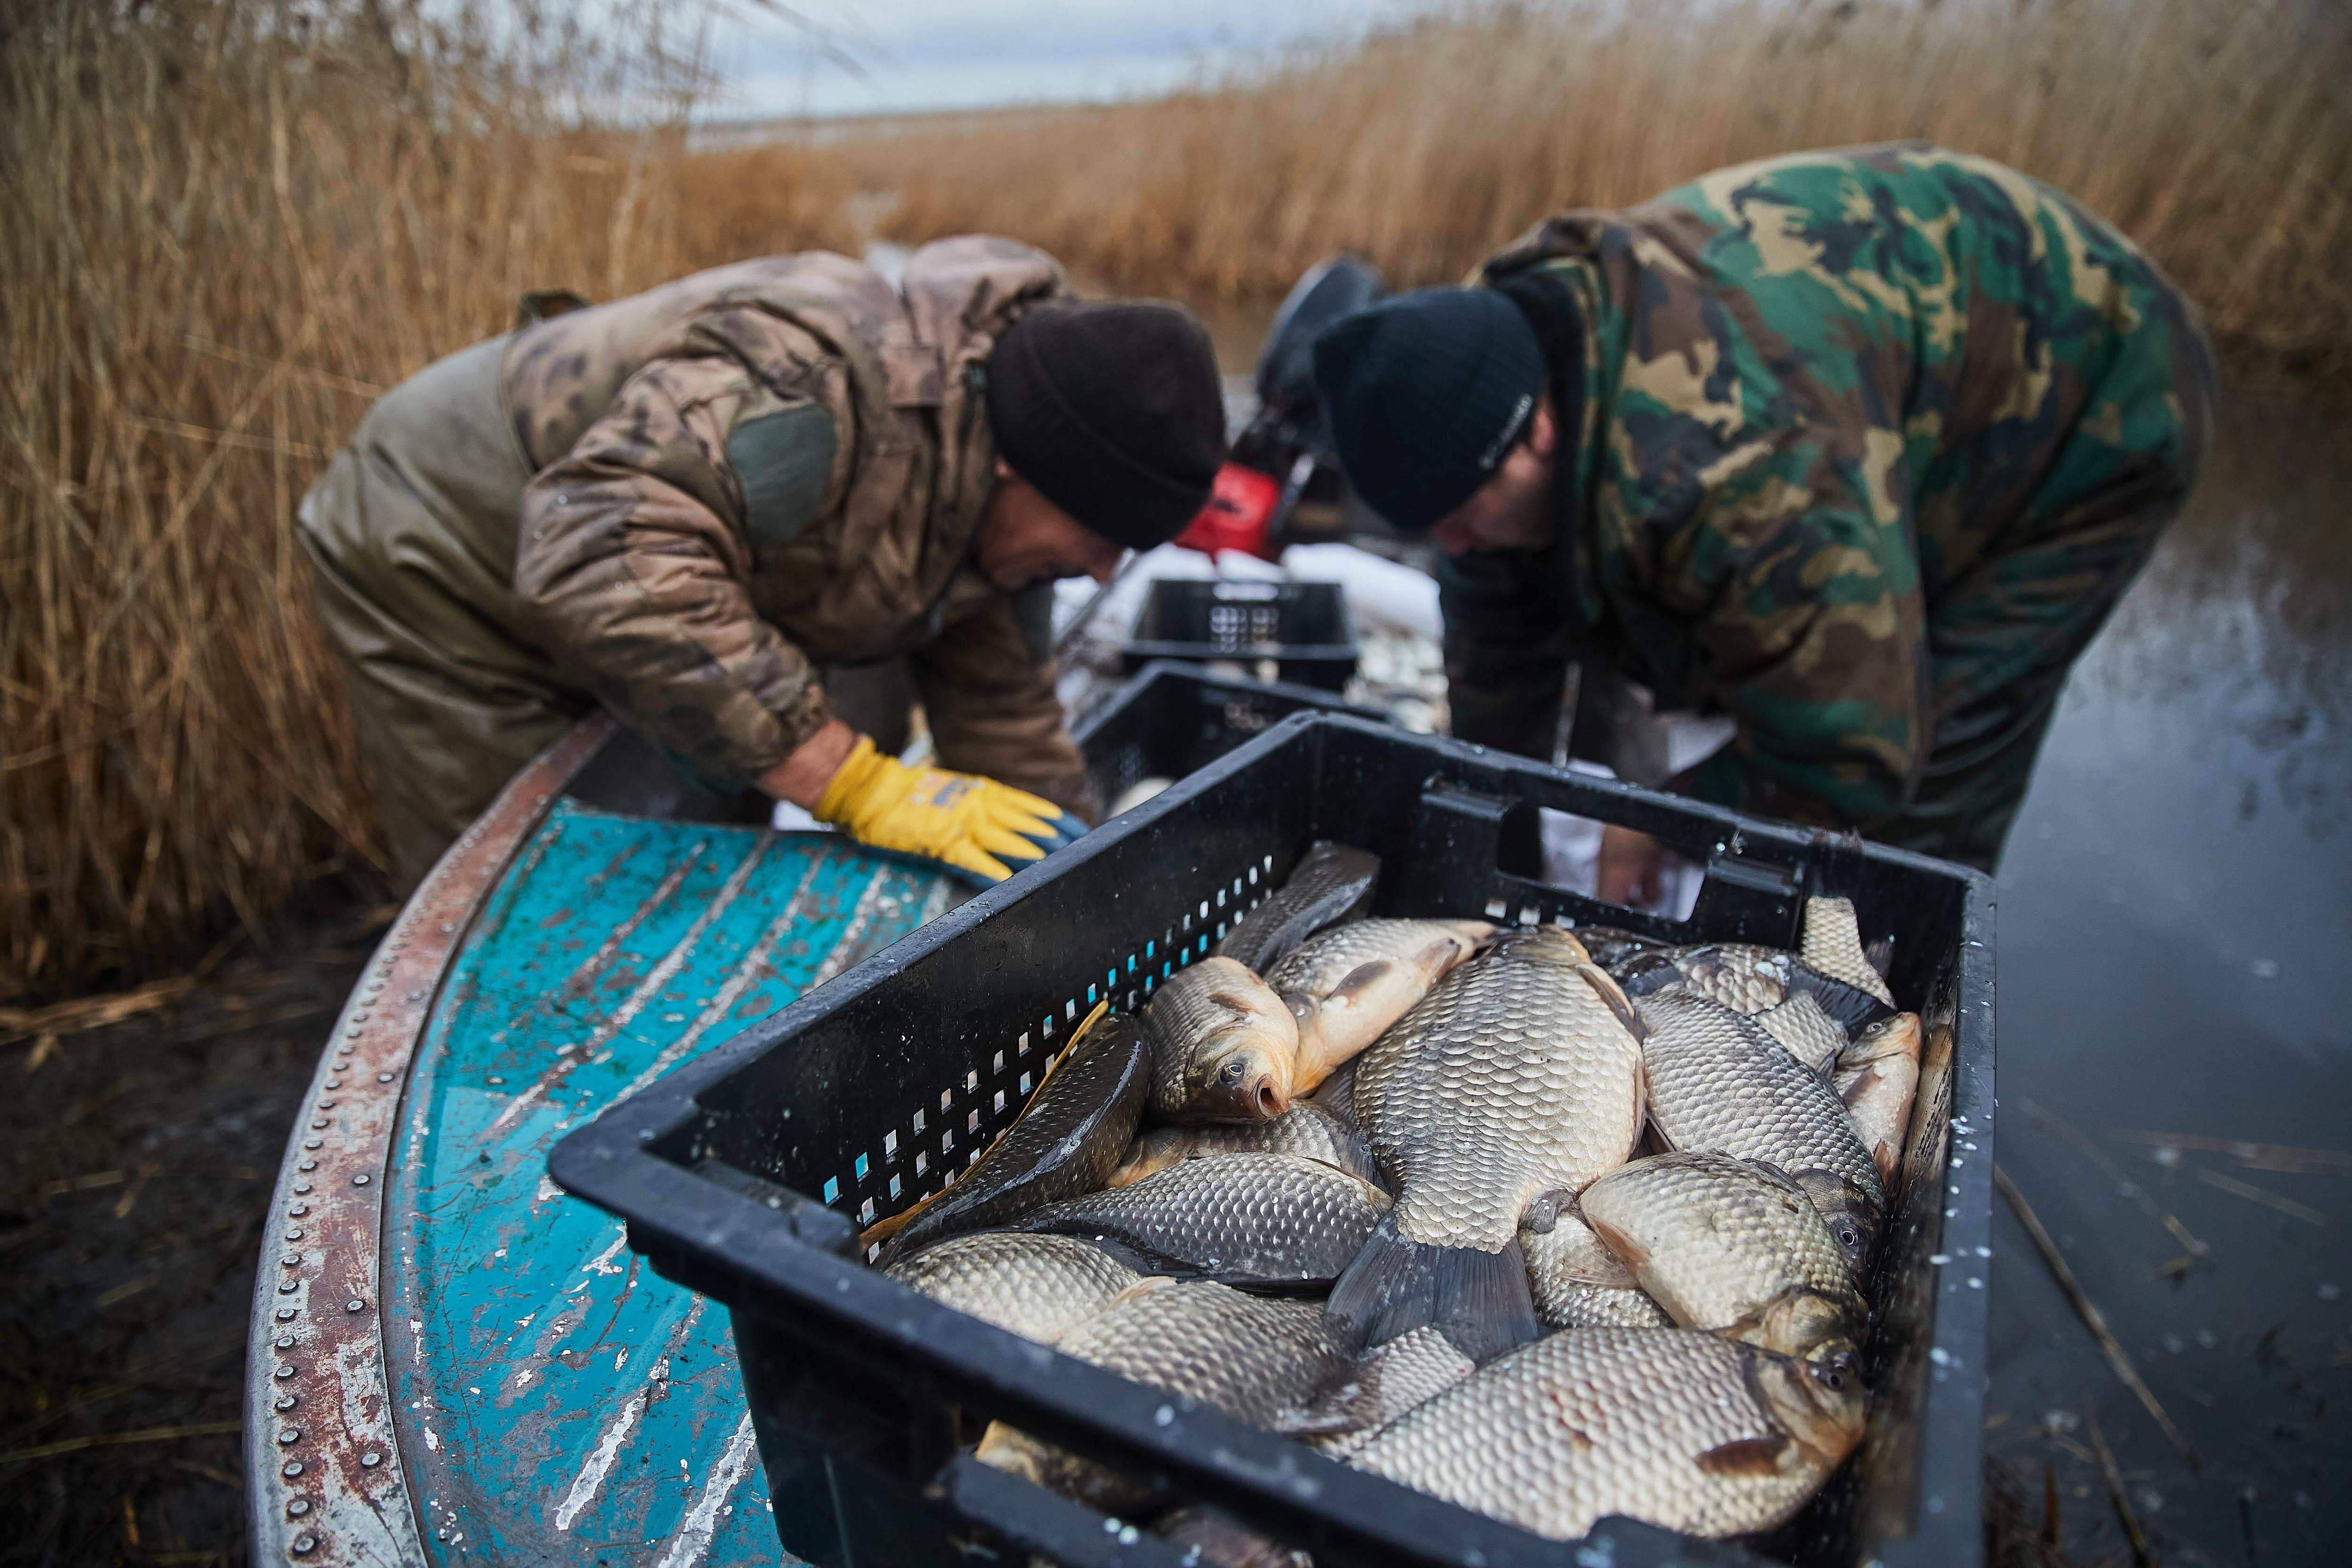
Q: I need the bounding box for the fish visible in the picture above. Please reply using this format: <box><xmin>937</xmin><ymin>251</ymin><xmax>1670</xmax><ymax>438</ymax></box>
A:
<box><xmin>1344</xmin><ymin>1326</ymin><xmax>1867</xmax><ymax>1541</ymax></box>
<box><xmin>1107</xmin><ymin>1100</ymin><xmax>1385</xmax><ymax>1190</ymax></box>
<box><xmin>883</xmin><ymin>1232</ymin><xmax>1139</xmax><ymax>1346</ymax></box>
<box><xmin>1329</xmin><ymin>926</ymin><xmax>1648</xmax><ymax>1363</ymax></box>
<box><xmin>1307</xmin><ymin>1326</ymin><xmax>1478</xmax><ymax>1459</ymax></box>
<box><xmin>1153</xmin><ymin>1505</ymin><xmax>1311</xmax><ymax>1568</ymax></box>
<box><xmin>1142</xmin><ymin>956</ymin><xmax>1301</xmax><ymax>1122</ymax></box>
<box><xmin>1635</xmin><ymin>991</ymin><xmax>1885</xmax><ymax>1280</ymax></box>
<box><xmin>1010</xmin><ymin>1151</ymin><xmax>1389</xmax><ymax>1289</ymax></box>
<box><xmin>1800</xmin><ymin>895</ymin><xmax>1895</xmax><ymax>1006</ymax></box>
<box><xmin>1614</xmin><ymin>943</ymin><xmax>1895</xmax><ymax>1040</ymax></box>
<box><xmin>1213</xmin><ymin>840</ymin><xmax>1380</xmax><ymax>974</ymax></box>
<box><xmin>976</xmin><ymin>1277</ymin><xmax>1351</xmax><ymax>1512</ymax></box>
<box><xmin>1263</xmin><ymin>918</ymin><xmax>1494</xmax><ymax>1092</ymax></box>
<box><xmin>1517</xmin><ymin>1197</ymin><xmax>1672</xmax><ymax>1329</ymax></box>
<box><xmin>1755</xmin><ymin>990</ymin><xmax>1847</xmax><ymax>1075</ymax></box>
<box><xmin>1834</xmin><ymin>1011</ymin><xmax>1924</xmax><ymax>1190</ymax></box>
<box><xmin>871</xmin><ymin>1012</ymin><xmax>1152</xmax><ymax>1263</ymax></box>
<box><xmin>1579</xmin><ymin>1152</ymin><xmax>1867</xmax><ymax>1362</ymax></box>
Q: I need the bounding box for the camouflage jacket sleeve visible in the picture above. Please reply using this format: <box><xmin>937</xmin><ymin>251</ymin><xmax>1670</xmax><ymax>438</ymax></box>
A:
<box><xmin>510</xmin><ymin>336</ymin><xmax>837</xmax><ymax>788</ymax></box>
<box><xmin>1437</xmin><ymin>543</ymin><xmax>1576</xmax><ymax>761</ymax></box>
<box><xmin>1645</xmin><ymin>425</ymin><xmax>1930</xmax><ymax>829</ymax></box>
<box><xmin>911</xmin><ymin>575</ymin><xmax>1099</xmax><ymax>822</ymax></box>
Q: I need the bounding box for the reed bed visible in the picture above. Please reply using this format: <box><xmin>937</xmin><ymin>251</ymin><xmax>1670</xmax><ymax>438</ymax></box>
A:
<box><xmin>5</xmin><ymin>0</ymin><xmax>2346</xmax><ymax>998</ymax></box>
<box><xmin>0</xmin><ymin>0</ymin><xmax>733</xmax><ymax>999</ymax></box>
<box><xmin>784</xmin><ymin>0</ymin><xmax>2352</xmax><ymax>377</ymax></box>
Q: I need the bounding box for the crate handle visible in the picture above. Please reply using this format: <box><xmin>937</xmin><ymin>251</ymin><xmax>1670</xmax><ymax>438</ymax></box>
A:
<box><xmin>933</xmin><ymin>1451</ymin><xmax>1196</xmax><ymax>1566</ymax></box>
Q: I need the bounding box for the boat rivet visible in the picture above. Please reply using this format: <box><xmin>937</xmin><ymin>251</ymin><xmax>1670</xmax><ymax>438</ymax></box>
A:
<box><xmin>282</xmin><ymin>1460</ymin><xmax>304</xmax><ymax>1478</ymax></box>
<box><xmin>486</xmin><ymin>1076</ymin><xmax>503</xmax><ymax>1086</ymax></box>
<box><xmin>284</xmin><ymin>1227</ymin><xmax>303</xmax><ymax>1242</ymax></box>
<box><xmin>274</xmin><ymin>1362</ymin><xmax>295</xmax><ymax>1379</ymax></box>
<box><xmin>281</xmin><ymin>1253</ymin><xmax>300</xmax><ymax>1267</ymax></box>
<box><xmin>276</xmin><ymin>1306</ymin><xmax>298</xmax><ymax>1321</ymax></box>
<box><xmin>298</xmin><ymin>1160</ymin><xmax>316</xmax><ymax>1172</ymax></box>
<box><xmin>309</xmin><ymin>1119</ymin><xmax>329</xmax><ymax>1130</ymax></box>
<box><xmin>345</xmin><ymin>1299</ymin><xmax>365</xmax><ymax>1313</ymax></box>
<box><xmin>318</xmin><ymin>1098</ymin><xmax>335</xmax><ymax>1109</ymax></box>
<box><xmin>353</xmin><ymin>1173</ymin><xmax>371</xmax><ymax>1186</ymax></box>
<box><xmin>277</xmin><ymin>1426</ymin><xmax>302</xmax><ymax>1444</ymax></box>
<box><xmin>288</xmin><ymin>1203</ymin><xmax>308</xmax><ymax>1217</ymax></box>
<box><xmin>275</xmin><ymin>1335</ymin><xmax>295</xmax><ymax>1351</ymax></box>
<box><xmin>324</xmin><ymin>1080</ymin><xmax>341</xmax><ymax>1091</ymax></box>
<box><xmin>377</xmin><ymin>1073</ymin><xmax>394</xmax><ymax>1083</ymax></box>
<box><xmin>286</xmin><ymin>1499</ymin><xmax>310</xmax><ymax>1518</ymax></box>
<box><xmin>360</xmin><ymin>1450</ymin><xmax>383</xmax><ymax>1468</ymax></box>
<box><xmin>275</xmin><ymin>1393</ymin><xmax>297</xmax><ymax>1411</ymax></box>
<box><xmin>302</xmin><ymin>1139</ymin><xmax>321</xmax><ymax>1151</ymax></box>
<box><xmin>278</xmin><ymin>1280</ymin><xmax>298</xmax><ymax>1295</ymax></box>
<box><xmin>292</xmin><ymin>1532</ymin><xmax>316</xmax><ymax>1554</ymax></box>
<box><xmin>292</xmin><ymin>1182</ymin><xmax>312</xmax><ymax>1195</ymax></box>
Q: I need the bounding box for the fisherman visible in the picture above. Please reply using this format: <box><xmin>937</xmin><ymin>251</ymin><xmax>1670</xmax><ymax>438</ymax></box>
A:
<box><xmin>1311</xmin><ymin>143</ymin><xmax>2215</xmax><ymax>893</ymax></box>
<box><xmin>299</xmin><ymin>237</ymin><xmax>1225</xmax><ymax>889</ymax></box>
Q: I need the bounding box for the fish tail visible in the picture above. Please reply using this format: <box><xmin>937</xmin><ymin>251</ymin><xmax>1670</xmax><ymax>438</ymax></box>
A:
<box><xmin>1325</xmin><ymin>1211</ymin><xmax>1539</xmax><ymax>1366</ymax></box>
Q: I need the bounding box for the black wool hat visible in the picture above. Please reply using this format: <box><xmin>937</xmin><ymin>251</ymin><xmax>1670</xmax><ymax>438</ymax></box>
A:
<box><xmin>986</xmin><ymin>299</ymin><xmax>1226</xmax><ymax>550</ymax></box>
<box><xmin>1310</xmin><ymin>287</ymin><xmax>1548</xmax><ymax>532</ymax></box>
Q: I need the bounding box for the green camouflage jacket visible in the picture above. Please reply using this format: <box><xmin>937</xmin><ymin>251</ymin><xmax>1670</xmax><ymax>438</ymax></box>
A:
<box><xmin>502</xmin><ymin>237</ymin><xmax>1086</xmax><ymax>804</ymax></box>
<box><xmin>1442</xmin><ymin>143</ymin><xmax>2215</xmax><ymax>830</ymax></box>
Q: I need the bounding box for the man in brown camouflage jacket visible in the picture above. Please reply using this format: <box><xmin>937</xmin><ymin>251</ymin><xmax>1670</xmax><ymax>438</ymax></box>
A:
<box><xmin>300</xmin><ymin>237</ymin><xmax>1225</xmax><ymax>889</ymax></box>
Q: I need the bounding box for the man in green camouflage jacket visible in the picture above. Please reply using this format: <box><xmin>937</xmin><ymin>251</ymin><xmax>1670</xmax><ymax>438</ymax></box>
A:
<box><xmin>1313</xmin><ymin>143</ymin><xmax>2215</xmax><ymax>882</ymax></box>
<box><xmin>301</xmin><ymin>237</ymin><xmax>1225</xmax><ymax>889</ymax></box>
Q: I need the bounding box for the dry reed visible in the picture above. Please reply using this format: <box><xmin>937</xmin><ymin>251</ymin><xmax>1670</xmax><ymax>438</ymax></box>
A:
<box><xmin>778</xmin><ymin>0</ymin><xmax>2352</xmax><ymax>378</ymax></box>
<box><xmin>0</xmin><ymin>0</ymin><xmax>741</xmax><ymax>999</ymax></box>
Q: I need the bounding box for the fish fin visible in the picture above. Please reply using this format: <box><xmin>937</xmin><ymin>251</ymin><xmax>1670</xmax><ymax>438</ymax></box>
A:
<box><xmin>1325</xmin><ymin>1212</ymin><xmax>1539</xmax><ymax>1366</ymax></box>
<box><xmin>1788</xmin><ymin>963</ymin><xmax>1896</xmax><ymax>1037</ymax></box>
<box><xmin>1695</xmin><ymin>1433</ymin><xmax>1791</xmax><ymax>1477</ymax></box>
<box><xmin>1576</xmin><ymin>962</ymin><xmax>1650</xmax><ymax>1043</ymax></box>
<box><xmin>1584</xmin><ymin>1214</ymin><xmax>1649</xmax><ymax>1273</ymax></box>
<box><xmin>1864</xmin><ymin>937</ymin><xmax>1894</xmax><ymax>980</ymax></box>
<box><xmin>1329</xmin><ymin>960</ymin><xmax>1396</xmax><ymax>1004</ymax></box>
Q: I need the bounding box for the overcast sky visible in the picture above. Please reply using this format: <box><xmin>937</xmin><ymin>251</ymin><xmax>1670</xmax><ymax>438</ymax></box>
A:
<box><xmin>702</xmin><ymin>0</ymin><xmax>1436</xmax><ymax>120</ymax></box>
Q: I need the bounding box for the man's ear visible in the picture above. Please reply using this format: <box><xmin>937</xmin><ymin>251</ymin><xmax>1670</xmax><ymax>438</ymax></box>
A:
<box><xmin>1527</xmin><ymin>395</ymin><xmax>1559</xmax><ymax>457</ymax></box>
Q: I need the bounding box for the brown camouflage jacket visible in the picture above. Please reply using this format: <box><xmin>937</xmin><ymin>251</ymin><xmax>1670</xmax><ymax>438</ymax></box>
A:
<box><xmin>501</xmin><ymin>237</ymin><xmax>1087</xmax><ymax>806</ymax></box>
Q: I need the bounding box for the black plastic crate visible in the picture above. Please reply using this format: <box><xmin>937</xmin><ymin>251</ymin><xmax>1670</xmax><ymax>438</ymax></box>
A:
<box><xmin>551</xmin><ymin>715</ymin><xmax>1994</xmax><ymax>1568</ymax></box>
<box><xmin>1075</xmin><ymin>659</ymin><xmax>1387</xmax><ymax>814</ymax></box>
<box><xmin>1121</xmin><ymin>578</ymin><xmax>1359</xmax><ymax>691</ymax></box>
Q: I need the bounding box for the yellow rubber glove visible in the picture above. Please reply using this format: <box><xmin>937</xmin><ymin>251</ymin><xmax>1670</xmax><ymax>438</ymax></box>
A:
<box><xmin>813</xmin><ymin>737</ymin><xmax>1087</xmax><ymax>883</ymax></box>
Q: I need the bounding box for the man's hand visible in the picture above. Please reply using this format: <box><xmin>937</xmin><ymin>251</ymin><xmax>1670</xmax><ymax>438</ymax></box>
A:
<box><xmin>1596</xmin><ymin>824</ymin><xmax>1667</xmax><ymax>908</ymax></box>
<box><xmin>800</xmin><ymin>733</ymin><xmax>1086</xmax><ymax>883</ymax></box>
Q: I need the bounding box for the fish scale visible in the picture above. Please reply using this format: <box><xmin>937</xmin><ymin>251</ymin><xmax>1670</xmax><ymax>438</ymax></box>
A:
<box><xmin>1520</xmin><ymin>1212</ymin><xmax>1673</xmax><ymax>1329</ymax></box>
<box><xmin>1011</xmin><ymin>1151</ymin><xmax>1387</xmax><ymax>1287</ymax></box>
<box><xmin>1638</xmin><ymin>992</ymin><xmax>1883</xmax><ymax>1205</ymax></box>
<box><xmin>1579</xmin><ymin>1152</ymin><xmax>1865</xmax><ymax>1360</ymax></box>
<box><xmin>1328</xmin><ymin>927</ymin><xmax>1646</xmax><ymax>1363</ymax></box>
<box><xmin>1358</xmin><ymin>930</ymin><xmax>1645</xmax><ymax>1250</ymax></box>
<box><xmin>1346</xmin><ymin>1327</ymin><xmax>1866</xmax><ymax>1541</ymax></box>
<box><xmin>884</xmin><ymin>1233</ymin><xmax>1139</xmax><ymax>1346</ymax></box>
<box><xmin>1052</xmin><ymin>1279</ymin><xmax>1348</xmax><ymax>1430</ymax></box>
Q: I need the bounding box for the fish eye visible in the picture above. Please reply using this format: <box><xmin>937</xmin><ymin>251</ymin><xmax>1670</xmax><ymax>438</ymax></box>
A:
<box><xmin>1820</xmin><ymin>1367</ymin><xmax>1845</xmax><ymax>1390</ymax></box>
<box><xmin>1836</xmin><ymin>1224</ymin><xmax>1860</xmax><ymax>1248</ymax></box>
<box><xmin>1219</xmin><ymin>1060</ymin><xmax>1248</xmax><ymax>1086</ymax></box>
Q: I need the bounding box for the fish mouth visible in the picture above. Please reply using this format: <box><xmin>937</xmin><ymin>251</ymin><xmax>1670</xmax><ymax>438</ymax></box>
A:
<box><xmin>1188</xmin><ymin>1046</ymin><xmax>1292</xmax><ymax>1121</ymax></box>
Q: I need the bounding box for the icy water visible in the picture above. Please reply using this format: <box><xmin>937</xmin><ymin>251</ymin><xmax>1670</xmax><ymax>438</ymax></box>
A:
<box><xmin>1984</xmin><ymin>390</ymin><xmax>2352</xmax><ymax>1565</ymax></box>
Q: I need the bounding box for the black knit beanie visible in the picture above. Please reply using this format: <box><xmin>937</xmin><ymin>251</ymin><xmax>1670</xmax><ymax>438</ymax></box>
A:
<box><xmin>1310</xmin><ymin>287</ymin><xmax>1548</xmax><ymax>532</ymax></box>
<box><xmin>986</xmin><ymin>300</ymin><xmax>1226</xmax><ymax>549</ymax></box>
